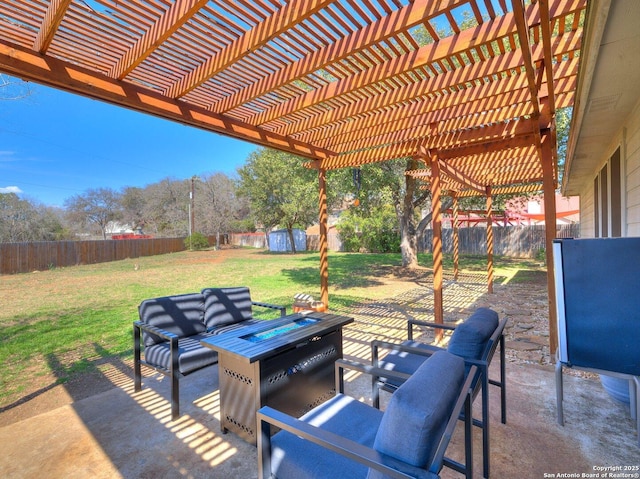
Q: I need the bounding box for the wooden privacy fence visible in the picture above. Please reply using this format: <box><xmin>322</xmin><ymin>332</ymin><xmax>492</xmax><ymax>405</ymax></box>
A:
<box><xmin>2</xmin><ymin>237</ymin><xmax>188</xmax><ymax>274</ymax></box>
<box><xmin>420</xmin><ymin>224</ymin><xmax>579</xmax><ymax>257</ymax></box>
<box><xmin>305</xmin><ymin>234</ymin><xmax>343</xmax><ymax>252</ymax></box>
<box><xmin>230</xmin><ymin>232</ymin><xmax>268</xmax><ymax>249</ymax></box>
<box><xmin>1</xmin><ymin>226</ymin><xmax>579</xmax><ymax>274</ymax></box>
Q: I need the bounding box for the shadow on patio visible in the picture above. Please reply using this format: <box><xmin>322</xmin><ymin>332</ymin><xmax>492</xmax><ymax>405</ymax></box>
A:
<box><xmin>1</xmin><ymin>273</ymin><xmax>637</xmax><ymax>478</ymax></box>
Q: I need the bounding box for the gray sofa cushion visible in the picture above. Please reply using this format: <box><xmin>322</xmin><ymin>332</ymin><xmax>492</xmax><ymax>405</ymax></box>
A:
<box><xmin>447</xmin><ymin>307</ymin><xmax>498</xmax><ymax>361</ymax></box>
<box><xmin>144</xmin><ymin>333</ymin><xmax>218</xmax><ymax>375</ymax></box>
<box><xmin>369</xmin><ymin>351</ymin><xmax>465</xmax><ymax>477</ymax></box>
<box><xmin>201</xmin><ymin>287</ymin><xmax>253</xmax><ymax>329</ymax></box>
<box><xmin>210</xmin><ymin>318</ymin><xmax>262</xmax><ymax>336</ymax></box>
<box><xmin>138</xmin><ymin>293</ymin><xmax>206</xmax><ymax>346</ymax></box>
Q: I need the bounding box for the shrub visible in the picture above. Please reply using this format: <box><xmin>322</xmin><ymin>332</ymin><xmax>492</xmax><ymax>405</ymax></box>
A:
<box><xmin>185</xmin><ymin>232</ymin><xmax>209</xmax><ymax>250</ymax></box>
<box><xmin>336</xmin><ymin>205</ymin><xmax>400</xmax><ymax>253</ymax></box>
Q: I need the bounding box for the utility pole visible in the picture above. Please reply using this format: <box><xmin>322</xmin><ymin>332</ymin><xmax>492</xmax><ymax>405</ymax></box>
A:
<box><xmin>190</xmin><ymin>175</ymin><xmax>196</xmax><ymax>236</ymax></box>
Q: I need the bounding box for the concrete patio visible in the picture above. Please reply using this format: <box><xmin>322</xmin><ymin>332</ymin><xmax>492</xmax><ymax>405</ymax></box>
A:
<box><xmin>1</xmin><ymin>274</ymin><xmax>638</xmax><ymax>478</ymax></box>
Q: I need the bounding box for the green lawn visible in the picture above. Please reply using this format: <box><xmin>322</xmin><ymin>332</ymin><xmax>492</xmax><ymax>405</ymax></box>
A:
<box><xmin>0</xmin><ymin>247</ymin><xmax>544</xmax><ymax>406</ymax></box>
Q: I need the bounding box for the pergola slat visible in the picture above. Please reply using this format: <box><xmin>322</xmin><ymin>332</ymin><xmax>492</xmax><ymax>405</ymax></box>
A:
<box><xmin>32</xmin><ymin>0</ymin><xmax>72</xmax><ymax>53</ymax></box>
<box><xmin>167</xmin><ymin>0</ymin><xmax>335</xmax><ymax>99</ymax></box>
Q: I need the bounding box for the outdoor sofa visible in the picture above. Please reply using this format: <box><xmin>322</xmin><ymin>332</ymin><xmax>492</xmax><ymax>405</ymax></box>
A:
<box><xmin>133</xmin><ymin>286</ymin><xmax>286</xmax><ymax>419</ymax></box>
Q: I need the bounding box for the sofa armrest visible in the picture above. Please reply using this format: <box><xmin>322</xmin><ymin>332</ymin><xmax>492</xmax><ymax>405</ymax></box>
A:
<box><xmin>252</xmin><ymin>301</ymin><xmax>287</xmax><ymax>317</ymax></box>
<box><xmin>133</xmin><ymin>320</ymin><xmax>180</xmax><ymax>342</ymax></box>
<box><xmin>257</xmin><ymin>406</ymin><xmax>424</xmax><ymax>479</ymax></box>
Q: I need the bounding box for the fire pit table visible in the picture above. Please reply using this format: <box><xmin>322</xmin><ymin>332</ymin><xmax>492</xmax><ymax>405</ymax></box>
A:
<box><xmin>200</xmin><ymin>311</ymin><xmax>353</xmax><ymax>445</ymax></box>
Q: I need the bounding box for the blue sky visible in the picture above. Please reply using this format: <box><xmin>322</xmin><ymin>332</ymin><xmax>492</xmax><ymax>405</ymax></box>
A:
<box><xmin>0</xmin><ymin>77</ymin><xmax>257</xmax><ymax>207</ymax></box>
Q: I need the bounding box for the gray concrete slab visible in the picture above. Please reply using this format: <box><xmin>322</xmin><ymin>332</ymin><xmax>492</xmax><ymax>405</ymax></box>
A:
<box><xmin>2</xmin><ymin>277</ymin><xmax>637</xmax><ymax>478</ymax></box>
<box><xmin>0</xmin><ymin>358</ymin><xmax>637</xmax><ymax>479</ymax></box>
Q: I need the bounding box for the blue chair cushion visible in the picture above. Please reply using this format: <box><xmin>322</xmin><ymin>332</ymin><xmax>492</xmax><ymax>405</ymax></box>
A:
<box><xmin>370</xmin><ymin>351</ymin><xmax>465</xmax><ymax>475</ymax></box>
<box><xmin>378</xmin><ymin>340</ymin><xmax>432</xmax><ymax>389</ymax></box>
<box><xmin>446</xmin><ymin>307</ymin><xmax>498</xmax><ymax>362</ymax></box>
<box><xmin>144</xmin><ymin>333</ymin><xmax>218</xmax><ymax>374</ymax></box>
<box><xmin>138</xmin><ymin>293</ymin><xmax>206</xmax><ymax>346</ymax></box>
<box><xmin>270</xmin><ymin>394</ymin><xmax>383</xmax><ymax>479</ymax></box>
<box><xmin>201</xmin><ymin>287</ymin><xmax>253</xmax><ymax>329</ymax></box>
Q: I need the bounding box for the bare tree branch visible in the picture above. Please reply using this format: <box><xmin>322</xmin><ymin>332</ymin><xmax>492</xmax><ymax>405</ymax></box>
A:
<box><xmin>0</xmin><ymin>74</ymin><xmax>32</xmax><ymax>100</ymax></box>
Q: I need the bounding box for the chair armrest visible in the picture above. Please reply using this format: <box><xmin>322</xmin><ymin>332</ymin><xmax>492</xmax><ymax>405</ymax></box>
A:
<box><xmin>334</xmin><ymin>358</ymin><xmax>412</xmax><ymax>394</ymax></box>
<box><xmin>371</xmin><ymin>339</ymin><xmax>442</xmax><ymax>369</ymax></box>
<box><xmin>408</xmin><ymin>318</ymin><xmax>456</xmax><ymax>340</ymax></box>
<box><xmin>252</xmin><ymin>301</ymin><xmax>287</xmax><ymax>317</ymax></box>
<box><xmin>257</xmin><ymin>406</ymin><xmax>424</xmax><ymax>479</ymax></box>
<box><xmin>133</xmin><ymin>320</ymin><xmax>179</xmax><ymax>342</ymax></box>
<box><xmin>372</xmin><ymin>339</ymin><xmax>442</xmax><ymax>356</ymax></box>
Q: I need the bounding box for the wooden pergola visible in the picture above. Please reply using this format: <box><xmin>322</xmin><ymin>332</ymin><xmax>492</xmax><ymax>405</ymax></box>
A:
<box><xmin>0</xmin><ymin>0</ymin><xmax>587</xmax><ymax>354</ymax></box>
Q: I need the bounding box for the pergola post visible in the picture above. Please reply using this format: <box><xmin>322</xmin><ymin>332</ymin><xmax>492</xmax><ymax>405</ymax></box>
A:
<box><xmin>452</xmin><ymin>192</ymin><xmax>459</xmax><ymax>281</ymax></box>
<box><xmin>541</xmin><ymin>129</ymin><xmax>559</xmax><ymax>355</ymax></box>
<box><xmin>318</xmin><ymin>166</ymin><xmax>329</xmax><ymax>309</ymax></box>
<box><xmin>428</xmin><ymin>152</ymin><xmax>444</xmax><ymax>329</ymax></box>
<box><xmin>486</xmin><ymin>186</ymin><xmax>494</xmax><ymax>294</ymax></box>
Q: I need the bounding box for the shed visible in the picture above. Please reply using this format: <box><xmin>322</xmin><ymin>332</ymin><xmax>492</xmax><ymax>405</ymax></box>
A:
<box><xmin>268</xmin><ymin>229</ymin><xmax>306</xmax><ymax>252</ymax></box>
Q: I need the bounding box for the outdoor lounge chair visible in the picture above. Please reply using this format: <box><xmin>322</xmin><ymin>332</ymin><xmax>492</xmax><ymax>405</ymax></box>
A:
<box><xmin>257</xmin><ymin>350</ymin><xmax>476</xmax><ymax>479</ymax></box>
<box><xmin>370</xmin><ymin>307</ymin><xmax>507</xmax><ymax>479</ymax></box>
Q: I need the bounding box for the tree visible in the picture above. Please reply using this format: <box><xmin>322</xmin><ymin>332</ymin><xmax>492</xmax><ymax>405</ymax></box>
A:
<box><xmin>120</xmin><ymin>186</ymin><xmax>147</xmax><ymax>233</ymax></box>
<box><xmin>331</xmin><ymin>159</ymin><xmax>435</xmax><ymax>266</ymax></box>
<box><xmin>337</xmin><ymin>204</ymin><xmax>400</xmax><ymax>253</ymax></box>
<box><xmin>0</xmin><ymin>193</ymin><xmax>67</xmax><ymax>242</ymax></box>
<box><xmin>141</xmin><ymin>178</ymin><xmax>189</xmax><ymax>237</ymax></box>
<box><xmin>196</xmin><ymin>172</ymin><xmax>245</xmax><ymax>248</ymax></box>
<box><xmin>556</xmin><ymin>107</ymin><xmax>573</xmax><ymax>184</ymax></box>
<box><xmin>64</xmin><ymin>188</ymin><xmax>122</xmax><ymax>239</ymax></box>
<box><xmin>237</xmin><ymin>148</ymin><xmax>326</xmax><ymax>253</ymax></box>
<box><xmin>0</xmin><ymin>74</ymin><xmax>32</xmax><ymax>100</ymax></box>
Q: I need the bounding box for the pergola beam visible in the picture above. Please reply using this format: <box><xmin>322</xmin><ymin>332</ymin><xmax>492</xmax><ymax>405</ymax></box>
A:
<box><xmin>437</xmin><ymin>160</ymin><xmax>486</xmax><ymax>195</ymax></box>
<box><xmin>0</xmin><ymin>41</ymin><xmax>332</xmax><ymax>161</ymax></box>
<box><xmin>512</xmin><ymin>0</ymin><xmax>542</xmax><ymax>120</ymax></box>
<box><xmin>319</xmin><ymin>119</ymin><xmax>539</xmax><ymax>170</ymax></box>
